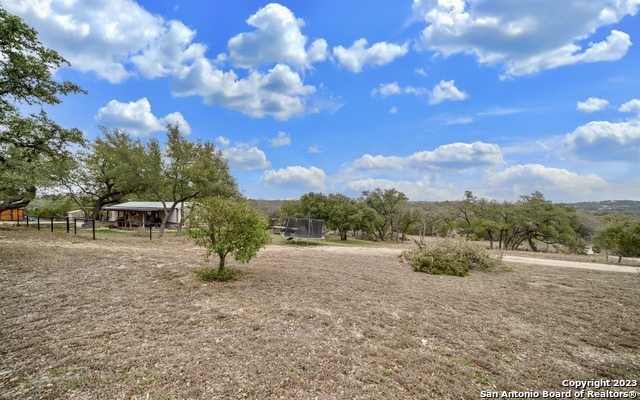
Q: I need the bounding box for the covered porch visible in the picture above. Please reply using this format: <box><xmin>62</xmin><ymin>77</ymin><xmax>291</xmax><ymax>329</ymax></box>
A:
<box><xmin>103</xmin><ymin>202</ymin><xmax>184</xmax><ymax>228</ymax></box>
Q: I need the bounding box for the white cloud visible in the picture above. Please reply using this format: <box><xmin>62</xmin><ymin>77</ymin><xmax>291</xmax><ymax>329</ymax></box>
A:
<box><xmin>350</xmin><ymin>141</ymin><xmax>503</xmax><ymax>173</ymax></box>
<box><xmin>215</xmin><ymin>136</ymin><xmax>231</xmax><ymax>148</ymax></box>
<box><xmin>389</xmin><ymin>106</ymin><xmax>398</xmax><ymax>114</ymax></box>
<box><xmin>172</xmin><ymin>61</ymin><xmax>316</xmax><ymax>121</ymax></box>
<box><xmin>261</xmin><ymin>166</ymin><xmax>326</xmax><ymax>191</ymax></box>
<box><xmin>444</xmin><ymin>116</ymin><xmax>474</xmax><ymax>125</ymax></box>
<box><xmin>577</xmin><ymin>97</ymin><xmax>609</xmax><ymax>113</ymax></box>
<box><xmin>619</xmin><ymin>99</ymin><xmax>640</xmax><ymax>113</ymax></box>
<box><xmin>95</xmin><ymin>97</ymin><xmax>191</xmax><ymax>136</ymax></box>
<box><xmin>226</xmin><ymin>3</ymin><xmax>327</xmax><ymax>69</ymax></box>
<box><xmin>412</xmin><ymin>0</ymin><xmax>638</xmax><ymax>78</ymax></box>
<box><xmin>333</xmin><ymin>39</ymin><xmax>409</xmax><ymax>73</ymax></box>
<box><xmin>485</xmin><ymin>164</ymin><xmax>608</xmax><ymax>202</ymax></box>
<box><xmin>216</xmin><ymin>136</ymin><xmax>271</xmax><ymax>170</ymax></box>
<box><xmin>414</xmin><ymin>68</ymin><xmax>428</xmax><ymax>76</ymax></box>
<box><xmin>7</xmin><ymin>2</ymin><xmax>322</xmax><ymax>120</ymax></box>
<box><xmin>5</xmin><ymin>0</ymin><xmax>206</xmax><ymax>83</ymax></box>
<box><xmin>307</xmin><ymin>145</ymin><xmax>321</xmax><ymax>153</ymax></box>
<box><xmin>565</xmin><ymin>120</ymin><xmax>640</xmax><ymax>162</ymax></box>
<box><xmin>371</xmin><ymin>82</ymin><xmax>401</xmax><ymax>97</ymax></box>
<box><xmin>343</xmin><ymin>178</ymin><xmax>459</xmax><ymax>201</ymax></box>
<box><xmin>371</xmin><ymin>82</ymin><xmax>427</xmax><ymax>97</ymax></box>
<box><xmin>352</xmin><ymin>154</ymin><xmax>404</xmax><ymax>170</ymax></box>
<box><xmin>429</xmin><ymin>80</ymin><xmax>468</xmax><ymax>104</ymax></box>
<box><xmin>408</xmin><ymin>142</ymin><xmax>503</xmax><ymax>169</ymax></box>
<box><xmin>268</xmin><ymin>131</ymin><xmax>291</xmax><ymax>147</ymax></box>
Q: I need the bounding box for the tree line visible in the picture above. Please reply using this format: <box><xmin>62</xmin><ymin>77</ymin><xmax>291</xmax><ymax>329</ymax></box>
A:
<box><xmin>272</xmin><ymin>188</ymin><xmax>639</xmax><ymax>260</ymax></box>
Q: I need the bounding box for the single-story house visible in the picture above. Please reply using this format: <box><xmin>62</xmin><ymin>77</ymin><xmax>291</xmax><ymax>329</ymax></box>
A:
<box><xmin>67</xmin><ymin>209</ymin><xmax>87</xmax><ymax>220</ymax></box>
<box><xmin>103</xmin><ymin>202</ymin><xmax>187</xmax><ymax>227</ymax></box>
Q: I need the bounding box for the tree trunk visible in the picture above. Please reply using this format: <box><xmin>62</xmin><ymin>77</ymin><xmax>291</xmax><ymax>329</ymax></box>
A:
<box><xmin>528</xmin><ymin>237</ymin><xmax>538</xmax><ymax>252</ymax></box>
<box><xmin>618</xmin><ymin>255</ymin><xmax>622</xmax><ymax>264</ymax></box>
<box><xmin>158</xmin><ymin>204</ymin><xmax>177</xmax><ymax>238</ymax></box>
<box><xmin>340</xmin><ymin>230</ymin><xmax>347</xmax><ymax>241</ymax></box>
<box><xmin>218</xmin><ymin>253</ymin><xmax>226</xmax><ymax>273</ymax></box>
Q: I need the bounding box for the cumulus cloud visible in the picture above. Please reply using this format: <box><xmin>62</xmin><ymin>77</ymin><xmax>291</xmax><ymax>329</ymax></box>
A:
<box><xmin>343</xmin><ymin>178</ymin><xmax>459</xmax><ymax>201</ymax></box>
<box><xmin>565</xmin><ymin>120</ymin><xmax>640</xmax><ymax>162</ymax></box>
<box><xmin>5</xmin><ymin>0</ymin><xmax>206</xmax><ymax>83</ymax></box>
<box><xmin>268</xmin><ymin>131</ymin><xmax>291</xmax><ymax>147</ymax></box>
<box><xmin>577</xmin><ymin>97</ymin><xmax>609</xmax><ymax>113</ymax></box>
<box><xmin>7</xmin><ymin>1</ymin><xmax>321</xmax><ymax>120</ymax></box>
<box><xmin>618</xmin><ymin>99</ymin><xmax>640</xmax><ymax>113</ymax></box>
<box><xmin>261</xmin><ymin>166</ymin><xmax>326</xmax><ymax>191</ymax></box>
<box><xmin>485</xmin><ymin>164</ymin><xmax>608</xmax><ymax>202</ymax></box>
<box><xmin>408</xmin><ymin>142</ymin><xmax>503</xmax><ymax>169</ymax></box>
<box><xmin>371</xmin><ymin>82</ymin><xmax>401</xmax><ymax>97</ymax></box>
<box><xmin>307</xmin><ymin>145</ymin><xmax>321</xmax><ymax>153</ymax></box>
<box><xmin>333</xmin><ymin>39</ymin><xmax>409</xmax><ymax>73</ymax></box>
<box><xmin>352</xmin><ymin>154</ymin><xmax>404</xmax><ymax>170</ymax></box>
<box><xmin>429</xmin><ymin>80</ymin><xmax>469</xmax><ymax>104</ymax></box>
<box><xmin>172</xmin><ymin>61</ymin><xmax>316</xmax><ymax>121</ymax></box>
<box><xmin>412</xmin><ymin>0</ymin><xmax>638</xmax><ymax>78</ymax></box>
<box><xmin>371</xmin><ymin>82</ymin><xmax>427</xmax><ymax>97</ymax></box>
<box><xmin>215</xmin><ymin>137</ymin><xmax>271</xmax><ymax>170</ymax></box>
<box><xmin>95</xmin><ymin>97</ymin><xmax>191</xmax><ymax>136</ymax></box>
<box><xmin>350</xmin><ymin>141</ymin><xmax>503</xmax><ymax>173</ymax></box>
<box><xmin>226</xmin><ymin>3</ymin><xmax>327</xmax><ymax>69</ymax></box>
<box><xmin>389</xmin><ymin>106</ymin><xmax>398</xmax><ymax>114</ymax></box>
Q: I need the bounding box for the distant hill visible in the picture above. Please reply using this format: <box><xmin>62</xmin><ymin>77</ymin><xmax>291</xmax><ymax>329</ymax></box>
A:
<box><xmin>567</xmin><ymin>200</ymin><xmax>640</xmax><ymax>213</ymax></box>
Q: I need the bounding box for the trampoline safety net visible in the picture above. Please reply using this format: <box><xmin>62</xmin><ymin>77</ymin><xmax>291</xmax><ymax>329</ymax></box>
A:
<box><xmin>283</xmin><ymin>217</ymin><xmax>325</xmax><ymax>239</ymax></box>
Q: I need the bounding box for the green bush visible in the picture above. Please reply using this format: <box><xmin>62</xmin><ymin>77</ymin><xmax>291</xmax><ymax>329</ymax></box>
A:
<box><xmin>405</xmin><ymin>236</ymin><xmax>502</xmax><ymax>277</ymax></box>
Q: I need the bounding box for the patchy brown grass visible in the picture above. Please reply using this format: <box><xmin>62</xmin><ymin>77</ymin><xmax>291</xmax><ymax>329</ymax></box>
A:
<box><xmin>1</xmin><ymin>228</ymin><xmax>639</xmax><ymax>399</ymax></box>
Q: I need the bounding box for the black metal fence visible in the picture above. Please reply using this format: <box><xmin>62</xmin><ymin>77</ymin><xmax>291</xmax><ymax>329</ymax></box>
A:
<box><xmin>0</xmin><ymin>216</ymin><xmax>157</xmax><ymax>240</ymax></box>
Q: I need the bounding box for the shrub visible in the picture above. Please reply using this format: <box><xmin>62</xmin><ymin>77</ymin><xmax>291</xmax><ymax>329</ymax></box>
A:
<box><xmin>405</xmin><ymin>236</ymin><xmax>503</xmax><ymax>277</ymax></box>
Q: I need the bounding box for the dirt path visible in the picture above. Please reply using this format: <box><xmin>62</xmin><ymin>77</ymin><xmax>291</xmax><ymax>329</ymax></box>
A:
<box><xmin>503</xmin><ymin>255</ymin><xmax>640</xmax><ymax>273</ymax></box>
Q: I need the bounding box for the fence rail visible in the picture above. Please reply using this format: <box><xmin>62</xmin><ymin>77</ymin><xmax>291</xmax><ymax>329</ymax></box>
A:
<box><xmin>0</xmin><ymin>216</ymin><xmax>157</xmax><ymax>240</ymax></box>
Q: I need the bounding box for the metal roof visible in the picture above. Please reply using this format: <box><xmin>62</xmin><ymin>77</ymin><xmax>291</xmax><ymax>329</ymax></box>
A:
<box><xmin>103</xmin><ymin>202</ymin><xmax>183</xmax><ymax>211</ymax></box>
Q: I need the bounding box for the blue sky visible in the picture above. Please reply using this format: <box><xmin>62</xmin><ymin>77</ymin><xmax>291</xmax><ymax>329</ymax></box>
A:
<box><xmin>6</xmin><ymin>0</ymin><xmax>640</xmax><ymax>202</ymax></box>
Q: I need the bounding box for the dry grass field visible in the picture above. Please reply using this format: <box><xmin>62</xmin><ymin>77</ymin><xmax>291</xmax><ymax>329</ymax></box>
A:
<box><xmin>1</xmin><ymin>228</ymin><xmax>639</xmax><ymax>399</ymax></box>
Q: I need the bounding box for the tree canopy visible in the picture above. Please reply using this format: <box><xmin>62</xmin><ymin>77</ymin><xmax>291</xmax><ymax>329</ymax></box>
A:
<box><xmin>60</xmin><ymin>127</ymin><xmax>146</xmax><ymax>220</ymax></box>
<box><xmin>593</xmin><ymin>216</ymin><xmax>640</xmax><ymax>262</ymax></box>
<box><xmin>140</xmin><ymin>124</ymin><xmax>239</xmax><ymax>237</ymax></box>
<box><xmin>186</xmin><ymin>197</ymin><xmax>271</xmax><ymax>274</ymax></box>
<box><xmin>0</xmin><ymin>6</ymin><xmax>85</xmax><ymax>211</ymax></box>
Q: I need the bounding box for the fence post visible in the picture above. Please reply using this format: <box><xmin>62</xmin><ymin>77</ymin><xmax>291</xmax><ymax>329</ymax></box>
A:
<box><xmin>92</xmin><ymin>219</ymin><xmax>96</xmax><ymax>240</ymax></box>
<box><xmin>26</xmin><ymin>217</ymin><xmax>29</xmax><ymax>228</ymax></box>
<box><xmin>74</xmin><ymin>218</ymin><xmax>77</xmax><ymax>235</ymax></box>
<box><xmin>50</xmin><ymin>217</ymin><xmax>54</xmax><ymax>233</ymax></box>
<box><xmin>149</xmin><ymin>224</ymin><xmax>152</xmax><ymax>240</ymax></box>
<box><xmin>37</xmin><ymin>216</ymin><xmax>40</xmax><ymax>231</ymax></box>
<box><xmin>66</xmin><ymin>217</ymin><xmax>70</xmax><ymax>233</ymax></box>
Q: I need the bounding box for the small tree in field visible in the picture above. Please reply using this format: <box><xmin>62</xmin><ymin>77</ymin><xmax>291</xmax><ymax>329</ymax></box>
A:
<box><xmin>186</xmin><ymin>197</ymin><xmax>271</xmax><ymax>278</ymax></box>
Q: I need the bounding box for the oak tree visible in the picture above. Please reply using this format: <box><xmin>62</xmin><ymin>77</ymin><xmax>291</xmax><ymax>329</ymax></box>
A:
<box><xmin>0</xmin><ymin>7</ymin><xmax>85</xmax><ymax>211</ymax></box>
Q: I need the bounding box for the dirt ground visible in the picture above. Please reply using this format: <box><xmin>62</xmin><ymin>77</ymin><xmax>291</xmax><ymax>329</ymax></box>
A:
<box><xmin>1</xmin><ymin>228</ymin><xmax>639</xmax><ymax>399</ymax></box>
